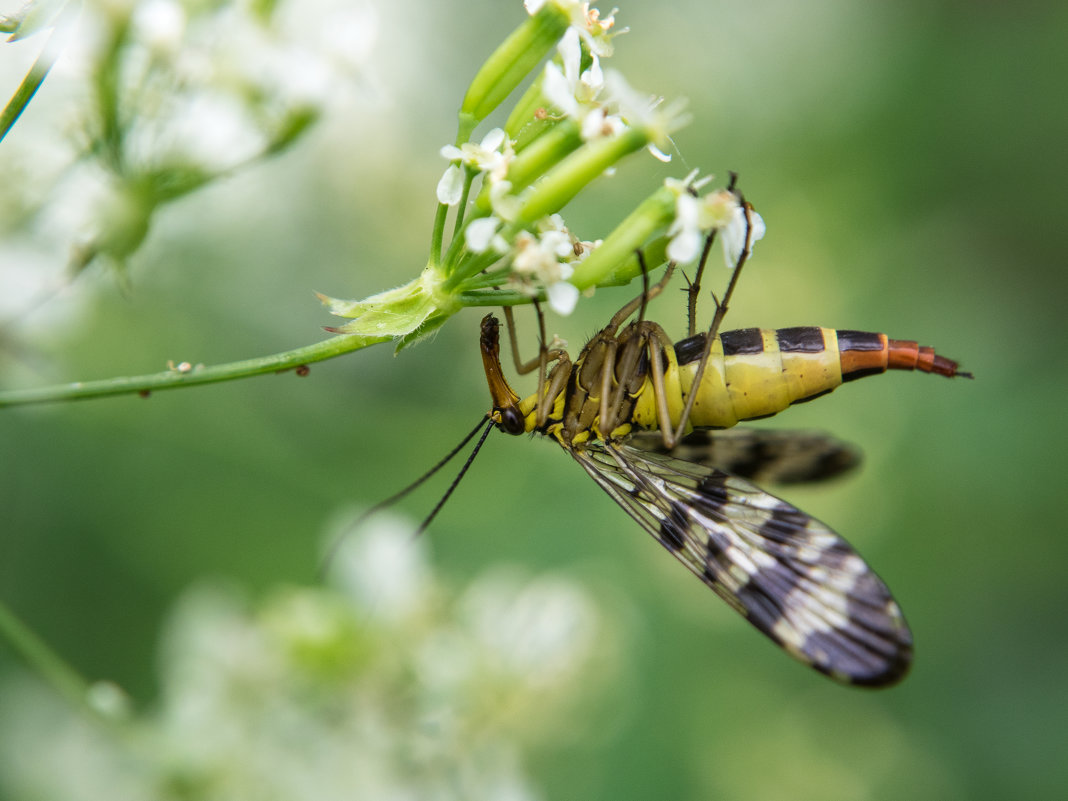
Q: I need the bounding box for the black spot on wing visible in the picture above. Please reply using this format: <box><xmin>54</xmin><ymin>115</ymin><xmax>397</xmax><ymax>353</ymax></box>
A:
<box><xmin>577</xmin><ymin>441</ymin><xmax>912</xmax><ymax>686</ymax></box>
<box><xmin>809</xmin><ymin>446</ymin><xmax>861</xmax><ymax>482</ymax></box>
<box><xmin>716</xmin><ymin>437</ymin><xmax>775</xmax><ymax>481</ymax></box>
<box><xmin>802</xmin><ymin>622</ymin><xmax>912</xmax><ymax>687</ymax></box>
<box><xmin>659</xmin><ymin>501</ymin><xmax>689</xmax><ymax>551</ymax></box>
<box><xmin>735</xmin><ymin>582</ymin><xmax>784</xmax><ymax>635</ymax></box>
<box><xmin>627</xmin><ymin>429</ymin><xmax>861</xmax><ymax>486</ymax></box>
<box><xmin>695</xmin><ymin>471</ymin><xmax>730</xmax><ymax>502</ymax></box>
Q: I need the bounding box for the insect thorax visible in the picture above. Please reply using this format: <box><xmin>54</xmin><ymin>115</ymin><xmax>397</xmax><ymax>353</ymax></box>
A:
<box><xmin>523</xmin><ymin>320</ymin><xmax>671</xmax><ymax>448</ymax></box>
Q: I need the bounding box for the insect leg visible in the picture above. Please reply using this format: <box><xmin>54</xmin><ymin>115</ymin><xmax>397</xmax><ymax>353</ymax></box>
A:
<box><xmin>666</xmin><ymin>191</ymin><xmax>757</xmax><ymax>448</ymax></box>
<box><xmin>594</xmin><ymin>256</ymin><xmax>677</xmax><ymax>436</ymax></box>
<box><xmin>685</xmin><ymin>231</ymin><xmax>718</xmax><ymax>337</ymax></box>
<box><xmin>645</xmin><ymin>326</ymin><xmax>685</xmax><ymax>445</ymax></box>
<box><xmin>605</xmin><ymin>261</ymin><xmax>677</xmax><ymax>334</ymax></box>
<box><xmin>685</xmin><ymin>173</ymin><xmax>739</xmax><ymax>336</ymax></box>
<box><xmin>536</xmin><ymin>354</ymin><xmax>572</xmax><ymax>427</ymax></box>
<box><xmin>502</xmin><ymin>302</ymin><xmax>565</xmax><ymax>376</ymax></box>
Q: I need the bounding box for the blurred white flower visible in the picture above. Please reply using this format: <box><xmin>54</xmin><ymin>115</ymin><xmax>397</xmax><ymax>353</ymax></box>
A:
<box><xmin>327</xmin><ymin>510</ymin><xmax>431</xmax><ymax>621</ymax></box>
<box><xmin>132</xmin><ymin>0</ymin><xmax>186</xmax><ymax>56</ymax></box>
<box><xmin>719</xmin><ymin>201</ymin><xmax>767</xmax><ymax>268</ymax></box>
<box><xmin>130</xmin><ymin>90</ymin><xmax>267</xmax><ymax>173</ymax></box>
<box><xmin>0</xmin><ymin>0</ymin><xmax>381</xmax><ymax>290</ymax></box>
<box><xmin>525</xmin><ymin>1</ymin><xmax>619</xmax><ymax>58</ymax></box>
<box><xmin>0</xmin><ymin>513</ymin><xmax>609</xmax><ymax>800</ymax></box>
<box><xmin>459</xmin><ymin>569</ymin><xmax>598</xmax><ymax>686</ymax></box>
<box><xmin>663</xmin><ymin>174</ymin><xmax>765</xmax><ymax>268</ymax></box>
<box><xmin>664</xmin><ymin>170</ymin><xmax>712</xmax><ymax>264</ymax></box>
<box><xmin>603</xmin><ymin>69</ymin><xmax>687</xmax><ymax>161</ymax></box>
<box><xmin>510</xmin><ymin>228</ymin><xmax>580</xmax><ymax>315</ymax></box>
<box><xmin>541</xmin><ymin>27</ymin><xmax>616</xmax><ymax>141</ymax></box>
<box><xmin>547</xmin><ymin>279</ymin><xmax>579</xmax><ymax>315</ymax></box>
<box><xmin>465</xmin><ymin>215</ymin><xmax>506</xmax><ymax>254</ymax></box>
<box><xmin>666</xmin><ymin>190</ymin><xmax>702</xmax><ymax>264</ymax></box>
<box><xmin>313</xmin><ymin>2</ymin><xmax>379</xmax><ymax>74</ymax></box>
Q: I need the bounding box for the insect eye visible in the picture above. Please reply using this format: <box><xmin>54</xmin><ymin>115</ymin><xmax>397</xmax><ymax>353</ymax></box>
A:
<box><xmin>496</xmin><ymin>406</ymin><xmax>526</xmax><ymax>435</ymax></box>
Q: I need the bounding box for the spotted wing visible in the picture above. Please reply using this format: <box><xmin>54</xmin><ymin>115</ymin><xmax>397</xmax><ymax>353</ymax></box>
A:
<box><xmin>626</xmin><ymin>428</ymin><xmax>861</xmax><ymax>485</ymax></box>
<box><xmin>570</xmin><ymin>439</ymin><xmax>911</xmax><ymax>686</ymax></box>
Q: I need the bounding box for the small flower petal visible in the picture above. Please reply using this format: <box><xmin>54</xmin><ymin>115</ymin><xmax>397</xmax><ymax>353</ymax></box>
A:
<box><xmin>721</xmin><ymin>206</ymin><xmax>767</xmax><ymax>268</ymax></box>
<box><xmin>666</xmin><ymin>229</ymin><xmax>700</xmax><ymax>264</ymax></box>
<box><xmin>547</xmin><ymin>280</ymin><xmax>579</xmax><ymax>315</ymax></box>
<box><xmin>465</xmin><ymin>216</ymin><xmax>500</xmax><ymax>253</ymax></box>
<box><xmin>437</xmin><ymin>164</ymin><xmax>464</xmax><ymax>205</ymax></box>
<box><xmin>542</xmin><ymin>63</ymin><xmax>578</xmax><ymax>117</ymax></box>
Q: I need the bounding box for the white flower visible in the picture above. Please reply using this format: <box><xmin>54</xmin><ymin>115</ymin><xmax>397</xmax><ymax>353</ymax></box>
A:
<box><xmin>663</xmin><ymin>174</ymin><xmax>766</xmax><ymax>268</ymax></box>
<box><xmin>719</xmin><ymin>203</ymin><xmax>767</xmax><ymax>269</ymax></box>
<box><xmin>436</xmin><ymin>163</ymin><xmax>464</xmax><ymax>205</ymax></box>
<box><xmin>547</xmin><ymin>280</ymin><xmax>579</xmax><ymax>315</ymax></box>
<box><xmin>602</xmin><ymin>70</ymin><xmax>688</xmax><ymax>159</ymax></box>
<box><xmin>327</xmin><ymin>511</ymin><xmax>431</xmax><ymax>622</ymax></box>
<box><xmin>557</xmin><ymin>25</ymin><xmax>604</xmax><ymax>106</ymax></box>
<box><xmin>316</xmin><ymin>3</ymin><xmax>379</xmax><ymax>73</ymax></box>
<box><xmin>579</xmin><ymin>105</ymin><xmax>624</xmax><ymax>140</ymax></box>
<box><xmin>459</xmin><ymin>569</ymin><xmax>598</xmax><ymax>684</ymax></box>
<box><xmin>440</xmin><ymin>128</ymin><xmax>513</xmax><ymax>182</ymax></box>
<box><xmin>465</xmin><ymin>216</ymin><xmax>503</xmax><ymax>253</ymax></box>
<box><xmin>542</xmin><ymin>62</ymin><xmax>578</xmax><ymax>118</ymax></box>
<box><xmin>527</xmin><ymin>2</ymin><xmax>620</xmax><ymax>58</ymax></box>
<box><xmin>664</xmin><ymin>170</ymin><xmax>714</xmax><ymax>264</ymax></box>
<box><xmin>438</xmin><ymin>129</ymin><xmax>515</xmax><ymax>207</ymax></box>
<box><xmin>130</xmin><ymin>91</ymin><xmax>266</xmax><ymax>173</ymax></box>
<box><xmin>488</xmin><ymin>178</ymin><xmax>522</xmax><ymax>222</ymax></box>
<box><xmin>132</xmin><ymin>0</ymin><xmax>186</xmax><ymax>57</ymax></box>
<box><xmin>666</xmin><ymin>192</ymin><xmax>701</xmax><ymax>264</ymax></box>
<box><xmin>510</xmin><ymin>228</ymin><xmax>580</xmax><ymax>315</ymax></box>
<box><xmin>541</xmin><ymin>28</ymin><xmax>617</xmax><ymax>141</ymax></box>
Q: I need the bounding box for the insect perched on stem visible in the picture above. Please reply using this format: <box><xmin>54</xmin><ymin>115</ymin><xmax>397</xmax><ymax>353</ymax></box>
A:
<box><xmin>477</xmin><ymin>192</ymin><xmax>970</xmax><ymax>687</ymax></box>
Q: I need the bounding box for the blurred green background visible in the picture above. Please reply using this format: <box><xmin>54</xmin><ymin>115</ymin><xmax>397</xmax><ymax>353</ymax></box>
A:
<box><xmin>2</xmin><ymin>0</ymin><xmax>1065</xmax><ymax>798</ymax></box>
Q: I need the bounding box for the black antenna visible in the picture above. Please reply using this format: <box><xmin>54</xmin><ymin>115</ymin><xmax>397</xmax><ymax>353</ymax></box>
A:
<box><xmin>411</xmin><ymin>416</ymin><xmax>496</xmax><ymax>539</ymax></box>
<box><xmin>320</xmin><ymin>415</ymin><xmax>495</xmax><ymax>577</ymax></box>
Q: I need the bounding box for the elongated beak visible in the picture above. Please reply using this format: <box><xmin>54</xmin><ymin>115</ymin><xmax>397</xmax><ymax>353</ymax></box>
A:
<box><xmin>480</xmin><ymin>314</ymin><xmax>525</xmax><ymax>435</ymax></box>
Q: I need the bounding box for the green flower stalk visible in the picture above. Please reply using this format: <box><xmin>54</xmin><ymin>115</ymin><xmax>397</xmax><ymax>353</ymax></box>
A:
<box><xmin>0</xmin><ymin>1</ymin><xmax>763</xmax><ymax>407</ymax></box>
<box><xmin>324</xmin><ymin>2</ymin><xmax>733</xmax><ymax>344</ymax></box>
<box><xmin>515</xmin><ymin>126</ymin><xmax>651</xmax><ymax>224</ymax></box>
<box><xmin>457</xmin><ymin>2</ymin><xmax>570</xmax><ymax>142</ymax></box>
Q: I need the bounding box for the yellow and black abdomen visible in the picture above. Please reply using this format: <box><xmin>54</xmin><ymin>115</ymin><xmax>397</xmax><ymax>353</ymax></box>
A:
<box><xmin>632</xmin><ymin>326</ymin><xmax>966</xmax><ymax>431</ymax></box>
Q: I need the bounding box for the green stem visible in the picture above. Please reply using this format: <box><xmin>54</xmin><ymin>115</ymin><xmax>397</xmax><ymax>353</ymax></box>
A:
<box><xmin>459</xmin><ymin>6</ymin><xmax>568</xmax><ymax>127</ymax></box>
<box><xmin>430</xmin><ymin>202</ymin><xmax>449</xmax><ymax>265</ymax></box>
<box><xmin>444</xmin><ymin>246</ymin><xmax>504</xmax><ymax>291</ymax></box>
<box><xmin>450</xmin><ymin>168</ymin><xmax>476</xmax><ymax>244</ymax></box>
<box><xmin>0</xmin><ymin>600</ymin><xmax>104</xmax><ymax>721</ymax></box>
<box><xmin>0</xmin><ymin>333</ymin><xmax>388</xmax><ymax>408</ymax></box>
<box><xmin>459</xmin><ymin>289</ymin><xmax>542</xmax><ymax>307</ymax></box>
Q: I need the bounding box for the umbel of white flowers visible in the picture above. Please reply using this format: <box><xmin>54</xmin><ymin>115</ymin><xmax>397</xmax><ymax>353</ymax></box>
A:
<box><xmin>320</xmin><ymin>0</ymin><xmax>764</xmax><ymax>348</ymax></box>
